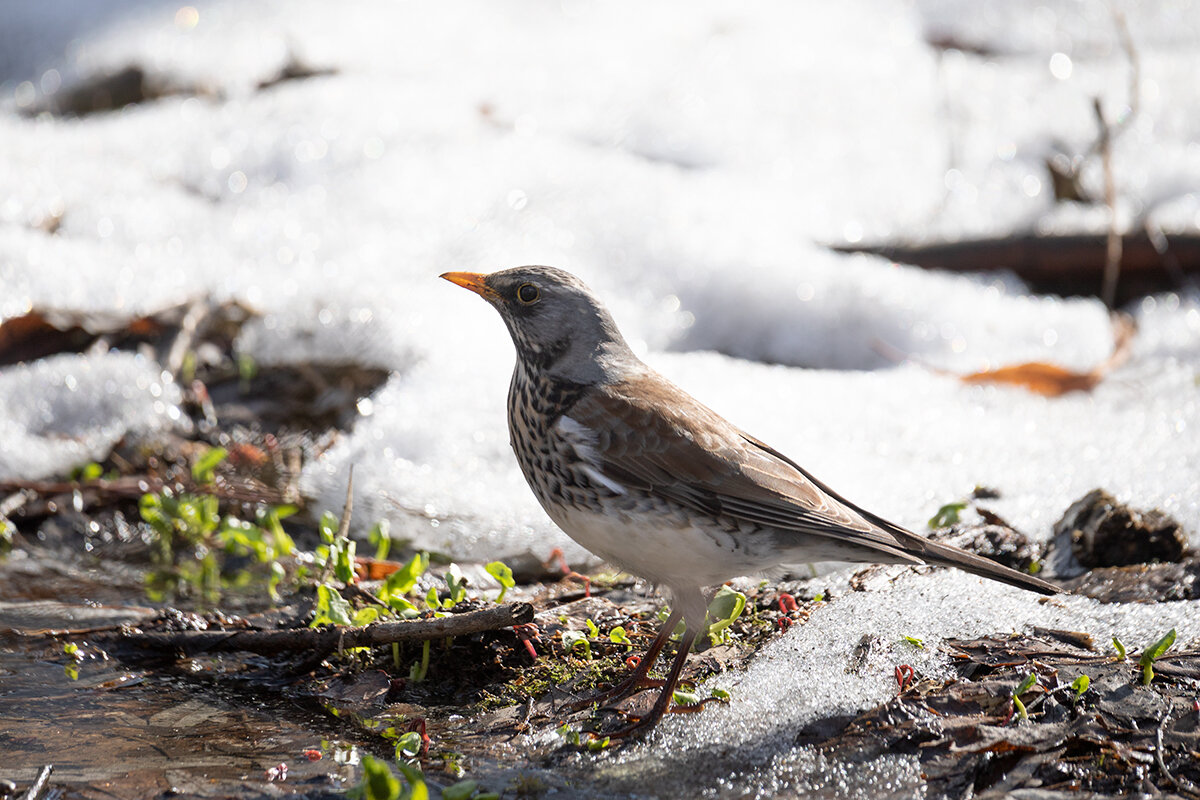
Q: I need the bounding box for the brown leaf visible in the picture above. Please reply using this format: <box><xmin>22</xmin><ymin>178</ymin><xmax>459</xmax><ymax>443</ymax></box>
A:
<box><xmin>957</xmin><ymin>312</ymin><xmax>1135</xmax><ymax>397</ymax></box>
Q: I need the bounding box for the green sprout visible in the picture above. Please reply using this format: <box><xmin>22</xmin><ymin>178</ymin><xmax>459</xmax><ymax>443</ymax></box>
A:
<box><xmin>444</xmin><ymin>564</ymin><xmax>468</xmax><ymax>606</ymax></box>
<box><xmin>584</xmin><ymin>619</ymin><xmax>599</xmax><ymax>638</ymax></box>
<box><xmin>409</xmin><ymin>640</ymin><xmax>432</xmax><ymax>683</ymax></box>
<box><xmin>1112</xmin><ymin>636</ymin><xmax>1127</xmax><ymax>660</ymax></box>
<box><xmin>369</xmin><ymin>519</ymin><xmax>392</xmax><ymax>561</ymax></box>
<box><xmin>191</xmin><ymin>446</ymin><xmax>228</xmax><ymax>485</ymax></box>
<box><xmin>903</xmin><ymin>636</ymin><xmax>925</xmax><ymax>649</ymax></box>
<box><xmin>350</xmin><ymin>754</ymin><xmax>427</xmax><ymax>800</ymax></box>
<box><xmin>928</xmin><ymin>500</ymin><xmax>967</xmax><ymax>529</ymax></box>
<box><xmin>1070</xmin><ymin>674</ymin><xmax>1090</xmax><ymax>701</ymax></box>
<box><xmin>1139</xmin><ymin>628</ymin><xmax>1176</xmax><ymax>685</ymax></box>
<box><xmin>562</xmin><ymin>630</ymin><xmax>592</xmax><ymax>660</ymax></box>
<box><xmin>440</xmin><ymin>780</ymin><xmax>478</xmax><ymax>800</ymax></box>
<box><xmin>608</xmin><ymin>626</ymin><xmax>633</xmax><ymax>650</ymax></box>
<box><xmin>70</xmin><ymin>461</ymin><xmax>104</xmax><ymax>482</ymax></box>
<box><xmin>311</xmin><ymin>584</ymin><xmax>353</xmax><ymax>627</ymax></box>
<box><xmin>485</xmin><ymin>561</ymin><xmax>515</xmax><ymax>602</ymax></box>
<box><xmin>394</xmin><ymin>730</ymin><xmax>423</xmax><ymax>761</ymax></box>
<box><xmin>1011</xmin><ymin>672</ymin><xmax>1037</xmax><ymax>721</ymax></box>
<box><xmin>705</xmin><ymin>585</ymin><xmax>747</xmax><ymax>645</ymax></box>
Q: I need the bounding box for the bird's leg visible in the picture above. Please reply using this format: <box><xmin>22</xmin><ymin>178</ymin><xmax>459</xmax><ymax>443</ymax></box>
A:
<box><xmin>564</xmin><ymin>607</ymin><xmax>682</xmax><ymax>711</ymax></box>
<box><xmin>603</xmin><ymin>625</ymin><xmax>700</xmax><ymax>740</ymax></box>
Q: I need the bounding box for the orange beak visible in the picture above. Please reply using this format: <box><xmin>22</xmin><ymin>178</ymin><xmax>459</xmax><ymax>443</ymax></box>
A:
<box><xmin>440</xmin><ymin>271</ymin><xmax>499</xmax><ymax>301</ymax></box>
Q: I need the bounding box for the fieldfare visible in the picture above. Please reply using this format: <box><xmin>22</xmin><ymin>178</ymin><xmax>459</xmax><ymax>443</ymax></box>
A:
<box><xmin>441</xmin><ymin>266</ymin><xmax>1059</xmax><ymax>738</ymax></box>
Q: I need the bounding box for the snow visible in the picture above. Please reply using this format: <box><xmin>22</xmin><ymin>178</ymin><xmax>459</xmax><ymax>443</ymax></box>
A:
<box><xmin>2</xmin><ymin>0</ymin><xmax>1199</xmax><ymax>793</ymax></box>
<box><xmin>0</xmin><ymin>352</ymin><xmax>184</xmax><ymax>480</ymax></box>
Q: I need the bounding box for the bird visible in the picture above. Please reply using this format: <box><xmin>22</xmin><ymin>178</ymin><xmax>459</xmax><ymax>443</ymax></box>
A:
<box><xmin>440</xmin><ymin>266</ymin><xmax>1061</xmax><ymax>738</ymax></box>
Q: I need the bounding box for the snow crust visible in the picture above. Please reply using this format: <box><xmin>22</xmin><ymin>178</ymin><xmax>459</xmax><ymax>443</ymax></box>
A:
<box><xmin>0</xmin><ymin>352</ymin><xmax>184</xmax><ymax>480</ymax></box>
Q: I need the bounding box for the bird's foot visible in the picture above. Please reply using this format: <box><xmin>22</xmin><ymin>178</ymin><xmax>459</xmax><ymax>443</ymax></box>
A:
<box><xmin>563</xmin><ymin>674</ymin><xmax>665</xmax><ymax>712</ymax></box>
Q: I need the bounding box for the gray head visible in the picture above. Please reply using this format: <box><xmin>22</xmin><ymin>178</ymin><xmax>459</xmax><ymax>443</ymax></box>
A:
<box><xmin>441</xmin><ymin>266</ymin><xmax>634</xmax><ymax>382</ymax></box>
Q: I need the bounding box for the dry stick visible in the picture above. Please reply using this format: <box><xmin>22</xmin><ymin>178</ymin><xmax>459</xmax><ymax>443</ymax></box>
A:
<box><xmin>1096</xmin><ymin>97</ymin><xmax>1123</xmax><ymax>310</ymax></box>
<box><xmin>20</xmin><ymin>765</ymin><xmax>53</xmax><ymax>800</ymax></box>
<box><xmin>119</xmin><ymin>601</ymin><xmax>534</xmax><ymax>657</ymax></box>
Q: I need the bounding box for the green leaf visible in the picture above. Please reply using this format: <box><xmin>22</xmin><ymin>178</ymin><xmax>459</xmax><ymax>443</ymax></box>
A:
<box><xmin>562</xmin><ymin>630</ymin><xmax>591</xmax><ymax>660</ymax></box>
<box><xmin>705</xmin><ymin>585</ymin><xmax>747</xmax><ymax>644</ymax></box>
<box><xmin>1011</xmin><ymin>672</ymin><xmax>1037</xmax><ymax>721</ymax></box>
<box><xmin>425</xmin><ymin>585</ymin><xmax>442</xmax><ymax>610</ymax></box>
<box><xmin>191</xmin><ymin>446</ymin><xmax>228</xmax><ymax>485</ymax></box>
<box><xmin>357</xmin><ymin>755</ymin><xmax>401</xmax><ymax>800</ymax></box>
<box><xmin>485</xmin><ymin>560</ymin><xmax>515</xmax><ymax>602</ymax></box>
<box><xmin>1013</xmin><ymin>672</ymin><xmax>1037</xmax><ymax>697</ymax></box>
<box><xmin>672</xmin><ymin>688</ymin><xmax>700</xmax><ymax>706</ymax></box>
<box><xmin>385</xmin><ymin>594</ymin><xmax>421</xmax><ymax>618</ymax></box>
<box><xmin>440</xmin><ymin>780</ymin><xmax>477</xmax><ymax>800</ymax></box>
<box><xmin>369</xmin><ymin>519</ymin><xmax>392</xmax><ymax>561</ymax></box>
<box><xmin>1140</xmin><ymin>628</ymin><xmax>1176</xmax><ymax>685</ymax></box>
<box><xmin>1112</xmin><ymin>636</ymin><xmax>1127</xmax><ymax>660</ymax></box>
<box><xmin>334</xmin><ymin>538</ymin><xmax>358</xmax><ymax>584</ymax></box>
<box><xmin>319</xmin><ymin>511</ymin><xmax>340</xmax><ymax>544</ymax></box>
<box><xmin>585</xmin><ymin>619</ymin><xmax>599</xmax><ymax>638</ymax></box>
<box><xmin>586</xmin><ymin>737</ymin><xmax>610</xmax><ymax>751</ymax></box>
<box><xmin>394</xmin><ymin>730</ymin><xmax>423</xmax><ymax>760</ymax></box>
<box><xmin>384</xmin><ymin>552</ymin><xmax>429</xmax><ymax>597</ymax></box>
<box><xmin>396</xmin><ymin>762</ymin><xmax>428</xmax><ymax>800</ymax></box>
<box><xmin>71</xmin><ymin>461</ymin><xmax>104</xmax><ymax>482</ymax></box>
<box><xmin>445</xmin><ymin>563</ymin><xmax>467</xmax><ymax>604</ymax></box>
<box><xmin>608</xmin><ymin>626</ymin><xmax>632</xmax><ymax>649</ymax></box>
<box><xmin>903</xmin><ymin>636</ymin><xmax>925</xmax><ymax>649</ymax></box>
<box><xmin>1070</xmin><ymin>674</ymin><xmax>1090</xmax><ymax>700</ymax></box>
<box><xmin>928</xmin><ymin>501</ymin><xmax>968</xmax><ymax>530</ymax></box>
<box><xmin>409</xmin><ymin>640</ymin><xmax>431</xmax><ymax>683</ymax></box>
<box><xmin>353</xmin><ymin>606</ymin><xmax>384</xmax><ymax>626</ymax></box>
<box><xmin>312</xmin><ymin>584</ymin><xmax>353</xmax><ymax>627</ymax></box>
<box><xmin>710</xmin><ymin>687</ymin><xmax>732</xmax><ymax>702</ymax></box>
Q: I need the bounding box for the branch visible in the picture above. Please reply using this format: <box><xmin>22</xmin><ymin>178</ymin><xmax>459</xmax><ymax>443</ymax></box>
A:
<box><xmin>114</xmin><ymin>602</ymin><xmax>535</xmax><ymax>657</ymax></box>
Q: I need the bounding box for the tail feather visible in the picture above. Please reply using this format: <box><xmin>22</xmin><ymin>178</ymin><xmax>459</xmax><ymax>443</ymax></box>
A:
<box><xmin>898</xmin><ymin>531</ymin><xmax>1061</xmax><ymax>595</ymax></box>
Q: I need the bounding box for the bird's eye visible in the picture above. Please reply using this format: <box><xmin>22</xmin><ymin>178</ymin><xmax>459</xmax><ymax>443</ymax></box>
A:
<box><xmin>516</xmin><ymin>283</ymin><xmax>540</xmax><ymax>304</ymax></box>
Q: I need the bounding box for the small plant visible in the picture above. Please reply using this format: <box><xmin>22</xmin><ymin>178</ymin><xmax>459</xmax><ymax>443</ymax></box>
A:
<box><xmin>928</xmin><ymin>500</ymin><xmax>968</xmax><ymax>529</ymax></box>
<box><xmin>705</xmin><ymin>585</ymin><xmax>747</xmax><ymax>645</ymax></box>
<box><xmin>584</xmin><ymin>619</ymin><xmax>599</xmax><ymax>638</ymax></box>
<box><xmin>608</xmin><ymin>626</ymin><xmax>633</xmax><ymax>650</ymax></box>
<box><xmin>903</xmin><ymin>636</ymin><xmax>925</xmax><ymax>649</ymax></box>
<box><xmin>317</xmin><ymin>511</ymin><xmax>356</xmax><ymax>584</ymax></box>
<box><xmin>378</xmin><ymin>552</ymin><xmax>429</xmax><ymax>615</ymax></box>
<box><xmin>485</xmin><ymin>561</ymin><xmax>515</xmax><ymax>602</ymax></box>
<box><xmin>1139</xmin><ymin>628</ymin><xmax>1176</xmax><ymax>685</ymax></box>
<box><xmin>562</xmin><ymin>630</ymin><xmax>592</xmax><ymax>660</ymax></box>
<box><xmin>1070</xmin><ymin>674</ymin><xmax>1090</xmax><ymax>701</ymax></box>
<box><xmin>191</xmin><ymin>446</ymin><xmax>228</xmax><ymax>485</ymax></box>
<box><xmin>70</xmin><ymin>461</ymin><xmax>105</xmax><ymax>482</ymax></box>
<box><xmin>409</xmin><ymin>641</ymin><xmax>432</xmax><ymax>683</ymax></box>
<box><xmin>555</xmin><ymin>723</ymin><xmax>582</xmax><ymax>746</ymax></box>
<box><xmin>311</xmin><ymin>584</ymin><xmax>353</xmax><ymax>627</ymax></box>
<box><xmin>1011</xmin><ymin>672</ymin><xmax>1038</xmax><ymax>721</ymax></box>
<box><xmin>393</xmin><ymin>730</ymin><xmax>423</xmax><ymax>761</ymax></box>
<box><xmin>444</xmin><ymin>564</ymin><xmax>468</xmax><ymax>606</ymax></box>
<box><xmin>349</xmin><ymin>755</ymin><xmax>427</xmax><ymax>800</ymax></box>
<box><xmin>369</xmin><ymin>519</ymin><xmax>392</xmax><ymax>561</ymax></box>
<box><xmin>1112</xmin><ymin>636</ymin><xmax>1127</xmax><ymax>660</ymax></box>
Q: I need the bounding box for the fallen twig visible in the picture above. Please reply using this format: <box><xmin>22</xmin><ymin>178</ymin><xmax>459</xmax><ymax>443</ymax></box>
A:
<box><xmin>116</xmin><ymin>602</ymin><xmax>535</xmax><ymax>656</ymax></box>
<box><xmin>20</xmin><ymin>764</ymin><xmax>52</xmax><ymax>800</ymax></box>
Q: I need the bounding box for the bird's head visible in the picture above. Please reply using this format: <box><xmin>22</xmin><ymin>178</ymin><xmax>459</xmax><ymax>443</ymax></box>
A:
<box><xmin>440</xmin><ymin>266</ymin><xmax>632</xmax><ymax>381</ymax></box>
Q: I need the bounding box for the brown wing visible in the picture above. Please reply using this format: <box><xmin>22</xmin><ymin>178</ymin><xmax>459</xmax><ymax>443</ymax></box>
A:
<box><xmin>568</xmin><ymin>370</ymin><xmax>923</xmax><ymax>564</ymax></box>
<box><xmin>570</xmin><ymin>369</ymin><xmax>1061</xmax><ymax>595</ymax></box>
